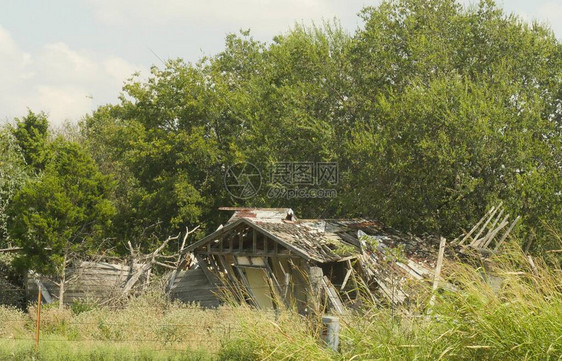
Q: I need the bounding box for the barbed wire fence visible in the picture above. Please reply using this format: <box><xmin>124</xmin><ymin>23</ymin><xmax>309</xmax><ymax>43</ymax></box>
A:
<box><xmin>0</xmin><ymin>283</ymin><xmax>342</xmax><ymax>355</ymax></box>
<box><xmin>0</xmin><ymin>284</ymin><xmax>247</xmax><ymax>355</ymax></box>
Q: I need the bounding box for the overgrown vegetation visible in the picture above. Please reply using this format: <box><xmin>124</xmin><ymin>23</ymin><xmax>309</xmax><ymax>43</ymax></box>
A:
<box><xmin>0</xmin><ymin>239</ymin><xmax>560</xmax><ymax>360</ymax></box>
<box><xmin>0</xmin><ymin>341</ymin><xmax>213</xmax><ymax>361</ymax></box>
<box><xmin>0</xmin><ymin>293</ymin><xmax>244</xmax><ymax>360</ymax></box>
<box><xmin>219</xmin><ymin>241</ymin><xmax>562</xmax><ymax>360</ymax></box>
<box><xmin>0</xmin><ymin>0</ymin><xmax>561</xmax><ymax>357</ymax></box>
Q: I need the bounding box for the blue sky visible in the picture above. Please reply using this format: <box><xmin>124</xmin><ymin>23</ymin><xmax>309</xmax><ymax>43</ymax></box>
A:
<box><xmin>1</xmin><ymin>0</ymin><xmax>561</xmax><ymax>126</ymax></box>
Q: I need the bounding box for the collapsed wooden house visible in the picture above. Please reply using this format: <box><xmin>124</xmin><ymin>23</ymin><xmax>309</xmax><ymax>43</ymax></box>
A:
<box><xmin>170</xmin><ymin>206</ymin><xmax>518</xmax><ymax>313</ymax></box>
<box><xmin>172</xmin><ymin>208</ymin><xmax>361</xmax><ymax>312</ymax></box>
<box><xmin>169</xmin><ymin>208</ymin><xmax>438</xmax><ymax>313</ymax></box>
<box><xmin>12</xmin><ymin>205</ymin><xmax>515</xmax><ymax>310</ymax></box>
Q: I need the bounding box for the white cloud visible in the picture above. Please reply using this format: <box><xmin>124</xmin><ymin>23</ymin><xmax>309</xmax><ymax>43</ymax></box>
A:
<box><xmin>36</xmin><ymin>85</ymin><xmax>94</xmax><ymax>122</ymax></box>
<box><xmin>536</xmin><ymin>1</ymin><xmax>562</xmax><ymax>36</ymax></box>
<box><xmin>103</xmin><ymin>57</ymin><xmax>139</xmax><ymax>84</ymax></box>
<box><xmin>37</xmin><ymin>43</ymin><xmax>100</xmax><ymax>84</ymax></box>
<box><xmin>87</xmin><ymin>0</ymin><xmax>349</xmax><ymax>31</ymax></box>
<box><xmin>537</xmin><ymin>1</ymin><xmax>562</xmax><ymax>21</ymax></box>
<box><xmin>0</xmin><ymin>25</ymin><xmax>143</xmax><ymax>126</ymax></box>
<box><xmin>0</xmin><ymin>26</ymin><xmax>32</xmax><ymax>92</ymax></box>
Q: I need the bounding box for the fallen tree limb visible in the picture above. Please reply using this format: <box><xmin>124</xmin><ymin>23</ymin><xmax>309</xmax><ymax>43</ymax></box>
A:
<box><xmin>121</xmin><ymin>234</ymin><xmax>179</xmax><ymax>297</ymax></box>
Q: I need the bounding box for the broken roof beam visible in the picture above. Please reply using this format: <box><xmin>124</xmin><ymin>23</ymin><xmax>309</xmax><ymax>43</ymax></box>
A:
<box><xmin>494</xmin><ymin>216</ymin><xmax>520</xmax><ymax>251</ymax></box>
<box><xmin>479</xmin><ymin>215</ymin><xmax>510</xmax><ymax>249</ymax></box>
<box><xmin>458</xmin><ymin>204</ymin><xmax>498</xmax><ymax>245</ymax></box>
<box><xmin>429</xmin><ymin>237</ymin><xmax>446</xmax><ymax>308</ymax></box>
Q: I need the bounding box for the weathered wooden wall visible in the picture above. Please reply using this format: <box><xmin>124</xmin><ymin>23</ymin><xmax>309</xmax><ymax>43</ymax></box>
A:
<box><xmin>168</xmin><ymin>268</ymin><xmax>221</xmax><ymax>308</ymax></box>
<box><xmin>0</xmin><ymin>278</ymin><xmax>24</xmax><ymax>307</ymax></box>
<box><xmin>26</xmin><ymin>261</ymin><xmax>135</xmax><ymax>305</ymax></box>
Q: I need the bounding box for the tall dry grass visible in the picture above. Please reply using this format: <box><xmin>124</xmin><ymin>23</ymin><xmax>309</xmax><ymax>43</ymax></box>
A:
<box><xmin>0</xmin><ymin>291</ymin><xmax>246</xmax><ymax>360</ymax></box>
<box><xmin>1</xmin><ymin>237</ymin><xmax>561</xmax><ymax>360</ymax></box>
<box><xmin>219</xmin><ymin>241</ymin><xmax>562</xmax><ymax>360</ymax></box>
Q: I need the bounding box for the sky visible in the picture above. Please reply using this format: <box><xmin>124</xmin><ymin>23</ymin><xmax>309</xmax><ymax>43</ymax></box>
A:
<box><xmin>1</xmin><ymin>0</ymin><xmax>561</xmax><ymax>126</ymax></box>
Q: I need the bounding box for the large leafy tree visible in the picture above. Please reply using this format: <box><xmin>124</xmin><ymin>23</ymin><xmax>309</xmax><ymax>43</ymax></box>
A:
<box><xmin>344</xmin><ymin>75</ymin><xmax>561</xmax><ymax>241</ymax></box>
<box><xmin>8</xmin><ymin>138</ymin><xmax>116</xmax><ymax>274</ymax></box>
<box><xmin>81</xmin><ymin>0</ymin><xmax>561</xmax><ymax>252</ymax></box>
<box><xmin>341</xmin><ymin>0</ymin><xmax>562</xmax><ymax>249</ymax></box>
<box><xmin>82</xmin><ymin>63</ymin><xmax>224</xmax><ymax>247</ymax></box>
<box><xmin>82</xmin><ymin>24</ymin><xmax>353</xmax><ymax>242</ymax></box>
<box><xmin>208</xmin><ymin>24</ymin><xmax>352</xmax><ymax>216</ymax></box>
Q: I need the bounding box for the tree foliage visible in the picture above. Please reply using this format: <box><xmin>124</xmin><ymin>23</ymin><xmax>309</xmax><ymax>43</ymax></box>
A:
<box><xmin>11</xmin><ymin>110</ymin><xmax>50</xmax><ymax>170</ymax></box>
<box><xmin>8</xmin><ymin>136</ymin><xmax>115</xmax><ymax>273</ymax></box>
<box><xmin>344</xmin><ymin>0</ymin><xmax>562</xmax><ymax>246</ymax></box>
<box><xmin>4</xmin><ymin>0</ymin><xmax>561</xmax><ymax>259</ymax></box>
<box><xmin>79</xmin><ymin>0</ymin><xmax>561</xmax><ymax>251</ymax></box>
<box><xmin>0</xmin><ymin>130</ymin><xmax>28</xmax><ymax>244</ymax></box>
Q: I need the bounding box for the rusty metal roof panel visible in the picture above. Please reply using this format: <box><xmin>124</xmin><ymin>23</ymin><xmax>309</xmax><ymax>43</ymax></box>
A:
<box><xmin>220</xmin><ymin>207</ymin><xmax>295</xmax><ymax>223</ymax></box>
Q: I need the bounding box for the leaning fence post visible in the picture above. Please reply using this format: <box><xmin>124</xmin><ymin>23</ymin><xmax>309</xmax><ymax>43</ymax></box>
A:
<box><xmin>429</xmin><ymin>236</ymin><xmax>446</xmax><ymax>310</ymax></box>
<box><xmin>321</xmin><ymin>316</ymin><xmax>340</xmax><ymax>351</ymax></box>
<box><xmin>35</xmin><ymin>287</ymin><xmax>42</xmax><ymax>350</ymax></box>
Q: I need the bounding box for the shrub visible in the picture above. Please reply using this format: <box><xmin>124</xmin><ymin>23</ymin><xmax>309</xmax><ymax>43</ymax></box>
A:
<box><xmin>70</xmin><ymin>299</ymin><xmax>98</xmax><ymax>315</ymax></box>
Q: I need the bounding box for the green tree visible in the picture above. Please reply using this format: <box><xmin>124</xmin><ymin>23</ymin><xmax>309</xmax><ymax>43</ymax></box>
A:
<box><xmin>0</xmin><ymin>128</ymin><xmax>29</xmax><ymax>244</ymax></box>
<box><xmin>8</xmin><ymin>138</ymin><xmax>116</xmax><ymax>305</ymax></box>
<box><xmin>341</xmin><ymin>0</ymin><xmax>562</xmax><ymax>248</ymax></box>
<box><xmin>206</xmin><ymin>24</ymin><xmax>351</xmax><ymax>216</ymax></box>
<box><xmin>80</xmin><ymin>0</ymin><xmax>561</xmax><ymax>252</ymax></box>
<box><xmin>82</xmin><ymin>24</ymin><xmax>353</xmax><ymax>243</ymax></box>
<box><xmin>82</xmin><ymin>62</ymin><xmax>225</xmax><ymax>246</ymax></box>
<box><xmin>11</xmin><ymin>110</ymin><xmax>49</xmax><ymax>170</ymax></box>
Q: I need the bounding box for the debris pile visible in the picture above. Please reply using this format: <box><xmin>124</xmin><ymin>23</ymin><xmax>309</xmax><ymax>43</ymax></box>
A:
<box><xmin>177</xmin><ymin>205</ymin><xmax>519</xmax><ymax>313</ymax></box>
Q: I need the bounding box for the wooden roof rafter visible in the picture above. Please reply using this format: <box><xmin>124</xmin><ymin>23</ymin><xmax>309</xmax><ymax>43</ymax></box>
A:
<box><xmin>184</xmin><ymin>218</ymin><xmax>334</xmax><ymax>263</ymax></box>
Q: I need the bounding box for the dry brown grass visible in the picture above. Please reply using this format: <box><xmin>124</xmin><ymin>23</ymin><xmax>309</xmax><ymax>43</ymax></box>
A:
<box><xmin>0</xmin><ymin>306</ymin><xmax>28</xmax><ymax>339</ymax></box>
<box><xmin>0</xmin><ymin>291</ymin><xmax>252</xmax><ymax>356</ymax></box>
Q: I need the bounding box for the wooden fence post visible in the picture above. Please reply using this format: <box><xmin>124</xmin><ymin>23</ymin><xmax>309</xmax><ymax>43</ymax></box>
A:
<box><xmin>429</xmin><ymin>237</ymin><xmax>446</xmax><ymax>311</ymax></box>
<box><xmin>35</xmin><ymin>287</ymin><xmax>42</xmax><ymax>350</ymax></box>
<box><xmin>321</xmin><ymin>315</ymin><xmax>340</xmax><ymax>351</ymax></box>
